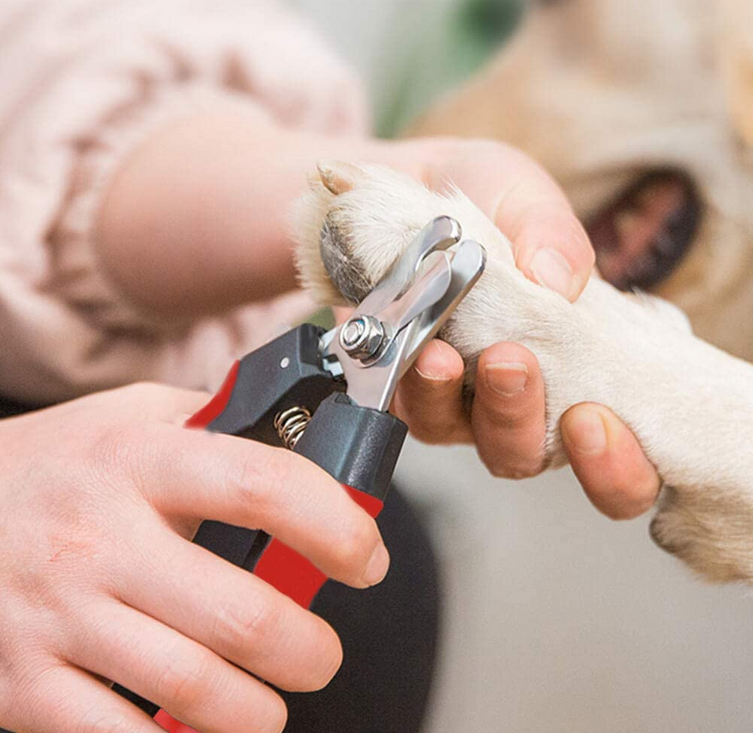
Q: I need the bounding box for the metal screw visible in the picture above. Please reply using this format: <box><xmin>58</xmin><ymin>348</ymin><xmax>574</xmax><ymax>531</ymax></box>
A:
<box><xmin>339</xmin><ymin>315</ymin><xmax>384</xmax><ymax>360</ymax></box>
<box><xmin>342</xmin><ymin>319</ymin><xmax>365</xmax><ymax>348</ymax></box>
<box><xmin>280</xmin><ymin>357</ymin><xmax>290</xmax><ymax>369</ymax></box>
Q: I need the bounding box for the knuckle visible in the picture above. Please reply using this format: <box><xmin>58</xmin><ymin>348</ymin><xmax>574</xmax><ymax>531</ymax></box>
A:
<box><xmin>224</xmin><ymin>446</ymin><xmax>292</xmax><ymax>518</ymax></box>
<box><xmin>474</xmin><ymin>380</ymin><xmax>539</xmax><ymax>430</ymax></box>
<box><xmin>153</xmin><ymin>647</ymin><xmax>214</xmax><ymax>712</ymax></box>
<box><xmin>85</xmin><ymin>422</ymin><xmax>132</xmax><ymax>469</ymax></box>
<box><xmin>120</xmin><ymin>381</ymin><xmax>164</xmax><ymax>401</ymax></box>
<box><xmin>482</xmin><ymin>402</ymin><xmax>535</xmax><ymax>431</ymax></box>
<box><xmin>477</xmin><ymin>437</ymin><xmax>545</xmax><ymax>479</ymax></box>
<box><xmin>86</xmin><ymin>421</ymin><xmax>150</xmax><ymax>485</ymax></box>
<box><xmin>9</xmin><ymin>662</ymin><xmax>69</xmax><ymax>730</ymax></box>
<box><xmin>99</xmin><ymin>381</ymin><xmax>166</xmax><ymax>414</ymax></box>
<box><xmin>408</xmin><ymin>418</ymin><xmax>457</xmax><ymax>445</ymax></box>
<box><xmin>222</xmin><ymin>452</ymin><xmax>263</xmax><ymax>510</ymax></box>
<box><xmin>213</xmin><ymin>597</ymin><xmax>279</xmax><ymax>655</ymax></box>
<box><xmin>77</xmin><ymin>710</ymin><xmax>139</xmax><ymax>733</ymax></box>
<box><xmin>87</xmin><ymin>422</ymin><xmax>162</xmax><ymax>500</ymax></box>
<box><xmin>9</xmin><ymin>669</ymin><xmax>47</xmax><ymax>723</ymax></box>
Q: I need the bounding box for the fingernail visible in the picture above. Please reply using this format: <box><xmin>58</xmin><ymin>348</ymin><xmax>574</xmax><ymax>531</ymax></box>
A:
<box><xmin>415</xmin><ymin>340</ymin><xmax>453</xmax><ymax>381</ymax></box>
<box><xmin>415</xmin><ymin>365</ymin><xmax>452</xmax><ymax>381</ymax></box>
<box><xmin>364</xmin><ymin>542</ymin><xmax>390</xmax><ymax>586</ymax></box>
<box><xmin>485</xmin><ymin>362</ymin><xmax>528</xmax><ymax>396</ymax></box>
<box><xmin>530</xmin><ymin>248</ymin><xmax>574</xmax><ymax>298</ymax></box>
<box><xmin>563</xmin><ymin>408</ymin><xmax>607</xmax><ymax>455</ymax></box>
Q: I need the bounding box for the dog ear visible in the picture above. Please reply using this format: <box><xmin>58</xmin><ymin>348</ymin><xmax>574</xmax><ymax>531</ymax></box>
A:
<box><xmin>720</xmin><ymin>2</ymin><xmax>753</xmax><ymax>149</ymax></box>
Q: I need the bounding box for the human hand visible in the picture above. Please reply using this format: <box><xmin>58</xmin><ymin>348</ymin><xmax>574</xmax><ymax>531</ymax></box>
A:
<box><xmin>391</xmin><ymin>139</ymin><xmax>660</xmax><ymax>519</ymax></box>
<box><xmin>0</xmin><ymin>384</ymin><xmax>388</xmax><ymax>732</ymax></box>
<box><xmin>96</xmin><ymin>117</ymin><xmax>659</xmax><ymax>520</ymax></box>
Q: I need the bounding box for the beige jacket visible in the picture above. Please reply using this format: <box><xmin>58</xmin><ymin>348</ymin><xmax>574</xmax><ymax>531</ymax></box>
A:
<box><xmin>0</xmin><ymin>0</ymin><xmax>367</xmax><ymax>404</ymax></box>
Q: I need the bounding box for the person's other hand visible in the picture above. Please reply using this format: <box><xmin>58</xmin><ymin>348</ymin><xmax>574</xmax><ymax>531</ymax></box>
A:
<box><xmin>0</xmin><ymin>383</ymin><xmax>388</xmax><ymax>732</ymax></box>
<box><xmin>392</xmin><ymin>139</ymin><xmax>660</xmax><ymax>520</ymax></box>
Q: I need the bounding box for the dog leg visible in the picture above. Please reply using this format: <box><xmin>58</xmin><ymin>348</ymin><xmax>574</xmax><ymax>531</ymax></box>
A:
<box><xmin>292</xmin><ymin>162</ymin><xmax>753</xmax><ymax>583</ymax></box>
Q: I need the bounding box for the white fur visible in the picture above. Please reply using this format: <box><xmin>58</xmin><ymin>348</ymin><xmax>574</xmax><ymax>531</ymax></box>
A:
<box><xmin>293</xmin><ymin>163</ymin><xmax>753</xmax><ymax>584</ymax></box>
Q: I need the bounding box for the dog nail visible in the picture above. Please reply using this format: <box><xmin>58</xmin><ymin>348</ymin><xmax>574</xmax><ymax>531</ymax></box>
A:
<box><xmin>485</xmin><ymin>362</ymin><xmax>529</xmax><ymax>396</ymax></box>
<box><xmin>563</xmin><ymin>408</ymin><xmax>608</xmax><ymax>455</ymax></box>
<box><xmin>316</xmin><ymin>159</ymin><xmax>360</xmax><ymax>195</ymax></box>
<box><xmin>531</xmin><ymin>248</ymin><xmax>574</xmax><ymax>298</ymax></box>
<box><xmin>316</xmin><ymin>160</ymin><xmax>336</xmax><ymax>191</ymax></box>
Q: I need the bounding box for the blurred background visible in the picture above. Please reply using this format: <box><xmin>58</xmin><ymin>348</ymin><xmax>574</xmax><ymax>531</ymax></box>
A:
<box><xmin>295</xmin><ymin>0</ymin><xmax>522</xmax><ymax>137</ymax></box>
<box><xmin>292</xmin><ymin>1</ymin><xmax>753</xmax><ymax>731</ymax></box>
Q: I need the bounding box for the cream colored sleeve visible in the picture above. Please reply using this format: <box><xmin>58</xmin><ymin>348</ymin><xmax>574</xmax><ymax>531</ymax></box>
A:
<box><xmin>0</xmin><ymin>0</ymin><xmax>367</xmax><ymax>404</ymax></box>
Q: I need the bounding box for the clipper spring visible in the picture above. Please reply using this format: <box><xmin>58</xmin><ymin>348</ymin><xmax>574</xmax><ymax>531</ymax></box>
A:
<box><xmin>274</xmin><ymin>406</ymin><xmax>311</xmax><ymax>449</ymax></box>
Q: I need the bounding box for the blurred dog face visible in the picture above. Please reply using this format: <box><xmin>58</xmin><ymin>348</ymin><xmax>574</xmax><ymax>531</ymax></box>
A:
<box><xmin>411</xmin><ymin>0</ymin><xmax>753</xmax><ymax>361</ymax></box>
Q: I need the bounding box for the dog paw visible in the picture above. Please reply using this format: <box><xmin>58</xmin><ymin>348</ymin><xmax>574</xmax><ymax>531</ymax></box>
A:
<box><xmin>650</xmin><ymin>486</ymin><xmax>753</xmax><ymax>582</ymax></box>
<box><xmin>293</xmin><ymin>160</ymin><xmax>516</xmax><ymax>307</ymax></box>
<box><xmin>292</xmin><ymin>161</ymin><xmax>753</xmax><ymax>584</ymax></box>
<box><xmin>293</xmin><ymin>161</ymin><xmax>614</xmax><ymax>464</ymax></box>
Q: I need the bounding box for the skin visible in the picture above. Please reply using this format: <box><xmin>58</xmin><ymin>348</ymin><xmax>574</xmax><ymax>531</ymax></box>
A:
<box><xmin>393</xmin><ymin>142</ymin><xmax>662</xmax><ymax>519</ymax></box>
<box><xmin>99</xmin><ymin>113</ymin><xmax>661</xmax><ymax>519</ymax></box>
<box><xmin>0</xmin><ymin>112</ymin><xmax>663</xmax><ymax>732</ymax></box>
<box><xmin>0</xmin><ymin>384</ymin><xmax>389</xmax><ymax>732</ymax></box>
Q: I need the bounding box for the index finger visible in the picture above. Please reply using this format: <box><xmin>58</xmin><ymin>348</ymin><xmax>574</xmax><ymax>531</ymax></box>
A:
<box><xmin>118</xmin><ymin>422</ymin><xmax>390</xmax><ymax>589</ymax></box>
<box><xmin>425</xmin><ymin>142</ymin><xmax>594</xmax><ymax>301</ymax></box>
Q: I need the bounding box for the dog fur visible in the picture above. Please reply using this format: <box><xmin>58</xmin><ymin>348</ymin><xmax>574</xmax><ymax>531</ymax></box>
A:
<box><xmin>293</xmin><ymin>161</ymin><xmax>753</xmax><ymax>584</ymax></box>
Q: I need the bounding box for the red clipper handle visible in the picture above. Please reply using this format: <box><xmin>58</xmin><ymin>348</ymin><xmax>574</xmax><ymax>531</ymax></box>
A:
<box><xmin>153</xmin><ymin>365</ymin><xmax>385</xmax><ymax>732</ymax></box>
<box><xmin>114</xmin><ymin>326</ymin><xmax>406</xmax><ymax>729</ymax></box>
<box><xmin>254</xmin><ymin>489</ymin><xmax>383</xmax><ymax>607</ymax></box>
<box><xmin>154</xmin><ymin>361</ymin><xmax>383</xmax><ymax>732</ymax></box>
<box><xmin>184</xmin><ymin>359</ymin><xmax>385</xmax><ymax>606</ymax></box>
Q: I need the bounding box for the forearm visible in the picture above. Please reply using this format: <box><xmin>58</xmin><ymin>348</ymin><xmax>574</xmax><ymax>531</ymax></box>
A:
<box><xmin>96</xmin><ymin>112</ymin><xmax>432</xmax><ymax>318</ymax></box>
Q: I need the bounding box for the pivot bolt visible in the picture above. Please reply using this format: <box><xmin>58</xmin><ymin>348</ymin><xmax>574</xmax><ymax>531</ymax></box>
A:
<box><xmin>339</xmin><ymin>315</ymin><xmax>385</xmax><ymax>360</ymax></box>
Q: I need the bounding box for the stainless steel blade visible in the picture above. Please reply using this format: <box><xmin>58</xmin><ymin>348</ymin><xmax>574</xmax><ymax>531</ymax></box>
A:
<box><xmin>400</xmin><ymin>239</ymin><xmax>487</xmax><ymax>374</ymax></box>
<box><xmin>353</xmin><ymin>216</ymin><xmax>461</xmax><ymax>317</ymax></box>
